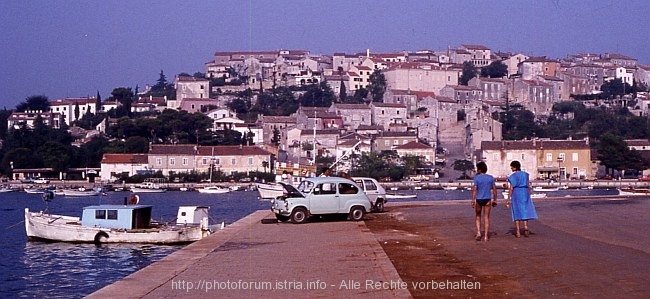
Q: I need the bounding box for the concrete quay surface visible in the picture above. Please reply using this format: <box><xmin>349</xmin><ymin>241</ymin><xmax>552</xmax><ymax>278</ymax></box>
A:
<box><xmin>88</xmin><ymin>195</ymin><xmax>650</xmax><ymax>298</ymax></box>
<box><xmin>86</xmin><ymin>210</ymin><xmax>411</xmax><ymax>299</ymax></box>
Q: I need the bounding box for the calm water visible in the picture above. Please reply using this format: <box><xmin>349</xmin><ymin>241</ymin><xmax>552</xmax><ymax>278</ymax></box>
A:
<box><xmin>0</xmin><ymin>187</ymin><xmax>618</xmax><ymax>298</ymax></box>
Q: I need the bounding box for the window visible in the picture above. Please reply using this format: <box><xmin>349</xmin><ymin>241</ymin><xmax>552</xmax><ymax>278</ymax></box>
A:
<box><xmin>314</xmin><ymin>183</ymin><xmax>336</xmax><ymax>195</ymax></box>
<box><xmin>384</xmin><ymin>140</ymin><xmax>390</xmax><ymax>146</ymax></box>
<box><xmin>170</xmin><ymin>158</ymin><xmax>175</xmax><ymax>165</ymax></box>
<box><xmin>231</xmin><ymin>158</ymin><xmax>236</xmax><ymax>165</ymax></box>
<box><xmin>182</xmin><ymin>158</ymin><xmax>188</xmax><ymax>165</ymax></box>
<box><xmin>394</xmin><ymin>140</ymin><xmax>399</xmax><ymax>145</ymax></box>
<box><xmin>572</xmin><ymin>153</ymin><xmax>578</xmax><ymax>161</ymax></box>
<box><xmin>573</xmin><ymin>167</ymin><xmax>578</xmax><ymax>175</ymax></box>
<box><xmin>493</xmin><ymin>153</ymin><xmax>498</xmax><ymax>161</ymax></box>
<box><xmin>156</xmin><ymin>158</ymin><xmax>162</xmax><ymax>165</ymax></box>
<box><xmin>202</xmin><ymin>158</ymin><xmax>208</xmax><ymax>165</ymax></box>
<box><xmin>107</xmin><ymin>210</ymin><xmax>118</xmax><ymax>220</ymax></box>
<box><xmin>559</xmin><ymin>153</ymin><xmax>566</xmax><ymax>161</ymax></box>
<box><xmin>546</xmin><ymin>153</ymin><xmax>553</xmax><ymax>162</ymax></box>
<box><xmin>95</xmin><ymin>210</ymin><xmax>106</xmax><ymax>219</ymax></box>
<box><xmin>521</xmin><ymin>153</ymin><xmax>525</xmax><ymax>160</ymax></box>
<box><xmin>363</xmin><ymin>179</ymin><xmax>377</xmax><ymax>191</ymax></box>
<box><xmin>215</xmin><ymin>158</ymin><xmax>220</xmax><ymax>165</ymax></box>
<box><xmin>248</xmin><ymin>157</ymin><xmax>253</xmax><ymax>165</ymax></box>
<box><xmin>339</xmin><ymin>183</ymin><xmax>359</xmax><ymax>194</ymax></box>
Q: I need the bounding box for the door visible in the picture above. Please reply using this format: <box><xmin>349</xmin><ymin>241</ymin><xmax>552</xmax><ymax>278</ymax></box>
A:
<box><xmin>309</xmin><ymin>183</ymin><xmax>339</xmax><ymax>214</ymax></box>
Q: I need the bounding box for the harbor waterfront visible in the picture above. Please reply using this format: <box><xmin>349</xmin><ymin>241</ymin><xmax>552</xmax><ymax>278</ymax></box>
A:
<box><xmin>0</xmin><ymin>186</ymin><xmax>642</xmax><ymax>298</ymax></box>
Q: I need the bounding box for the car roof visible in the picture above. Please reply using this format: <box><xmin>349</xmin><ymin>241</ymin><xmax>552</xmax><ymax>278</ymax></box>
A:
<box><xmin>304</xmin><ymin>176</ymin><xmax>357</xmax><ymax>184</ymax></box>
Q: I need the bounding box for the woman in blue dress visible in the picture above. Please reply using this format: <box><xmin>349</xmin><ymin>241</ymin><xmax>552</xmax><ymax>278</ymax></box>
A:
<box><xmin>506</xmin><ymin>160</ymin><xmax>538</xmax><ymax>238</ymax></box>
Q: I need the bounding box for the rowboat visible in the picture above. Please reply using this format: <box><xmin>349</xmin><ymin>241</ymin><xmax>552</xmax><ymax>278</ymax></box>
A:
<box><xmin>197</xmin><ymin>186</ymin><xmax>230</xmax><ymax>194</ymax></box>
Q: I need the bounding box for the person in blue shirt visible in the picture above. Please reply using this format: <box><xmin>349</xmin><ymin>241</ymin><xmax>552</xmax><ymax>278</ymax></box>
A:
<box><xmin>472</xmin><ymin>161</ymin><xmax>497</xmax><ymax>241</ymax></box>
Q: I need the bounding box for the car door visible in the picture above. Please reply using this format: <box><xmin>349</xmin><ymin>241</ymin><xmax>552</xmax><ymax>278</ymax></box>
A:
<box><xmin>336</xmin><ymin>182</ymin><xmax>361</xmax><ymax>213</ymax></box>
<box><xmin>309</xmin><ymin>183</ymin><xmax>339</xmax><ymax>214</ymax></box>
<box><xmin>361</xmin><ymin>179</ymin><xmax>379</xmax><ymax>203</ymax></box>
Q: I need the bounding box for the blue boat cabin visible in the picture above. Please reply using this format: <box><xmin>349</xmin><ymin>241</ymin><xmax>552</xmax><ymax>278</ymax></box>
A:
<box><xmin>81</xmin><ymin>205</ymin><xmax>152</xmax><ymax>229</ymax></box>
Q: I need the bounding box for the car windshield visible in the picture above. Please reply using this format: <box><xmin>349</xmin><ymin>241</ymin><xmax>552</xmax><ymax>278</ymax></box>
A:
<box><xmin>296</xmin><ymin>181</ymin><xmax>315</xmax><ymax>194</ymax></box>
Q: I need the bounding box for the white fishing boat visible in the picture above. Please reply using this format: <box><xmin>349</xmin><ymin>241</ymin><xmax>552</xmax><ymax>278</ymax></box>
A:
<box><xmin>386</xmin><ymin>193</ymin><xmax>417</xmax><ymax>199</ymax></box>
<box><xmin>256</xmin><ymin>183</ymin><xmax>284</xmax><ymax>199</ymax></box>
<box><xmin>197</xmin><ymin>186</ymin><xmax>230</xmax><ymax>194</ymax></box>
<box><xmin>24</xmin><ymin>188</ymin><xmax>46</xmax><ymax>194</ymax></box>
<box><xmin>0</xmin><ymin>187</ymin><xmax>14</xmax><ymax>193</ymax></box>
<box><xmin>25</xmin><ymin>200</ymin><xmax>212</xmax><ymax>244</ymax></box>
<box><xmin>443</xmin><ymin>186</ymin><xmax>458</xmax><ymax>190</ymax></box>
<box><xmin>62</xmin><ymin>188</ymin><xmax>100</xmax><ymax>197</ymax></box>
<box><xmin>130</xmin><ymin>181</ymin><xmax>167</xmax><ymax>193</ymax></box>
<box><xmin>533</xmin><ymin>186</ymin><xmax>559</xmax><ymax>192</ymax></box>
<box><xmin>617</xmin><ymin>188</ymin><xmax>650</xmax><ymax>196</ymax></box>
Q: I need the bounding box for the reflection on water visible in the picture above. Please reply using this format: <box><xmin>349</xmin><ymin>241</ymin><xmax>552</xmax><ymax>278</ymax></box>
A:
<box><xmin>20</xmin><ymin>242</ymin><xmax>181</xmax><ymax>298</ymax></box>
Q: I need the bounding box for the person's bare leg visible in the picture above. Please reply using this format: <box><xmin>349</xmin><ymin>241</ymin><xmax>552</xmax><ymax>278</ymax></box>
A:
<box><xmin>475</xmin><ymin>204</ymin><xmax>482</xmax><ymax>240</ymax></box>
<box><xmin>514</xmin><ymin>220</ymin><xmax>521</xmax><ymax>237</ymax></box>
<box><xmin>524</xmin><ymin>220</ymin><xmax>530</xmax><ymax>237</ymax></box>
<box><xmin>483</xmin><ymin>204</ymin><xmax>491</xmax><ymax>241</ymax></box>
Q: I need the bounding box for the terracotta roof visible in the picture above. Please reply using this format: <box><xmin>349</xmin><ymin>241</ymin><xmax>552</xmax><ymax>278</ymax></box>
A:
<box><xmin>148</xmin><ymin>145</ymin><xmax>272</xmax><ymax>156</ymax></box>
<box><xmin>333</xmin><ymin>103</ymin><xmax>369</xmax><ymax>110</ymax></box>
<box><xmin>260</xmin><ymin>116</ymin><xmax>297</xmax><ymax>123</ymax></box>
<box><xmin>395</xmin><ymin>141</ymin><xmax>433</xmax><ymax>150</ymax></box>
<box><xmin>482</xmin><ymin>139</ymin><xmax>590</xmax><ymax>150</ymax></box>
<box><xmin>101</xmin><ymin>154</ymin><xmax>148</xmax><ymax>164</ymax></box>
<box><xmin>371</xmin><ymin>103</ymin><xmax>407</xmax><ymax>108</ymax></box>
<box><xmin>461</xmin><ymin>44</ymin><xmax>490</xmax><ymax>50</ymax></box>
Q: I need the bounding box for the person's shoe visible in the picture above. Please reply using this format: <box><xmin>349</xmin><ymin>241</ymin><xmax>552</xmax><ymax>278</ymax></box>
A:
<box><xmin>475</xmin><ymin>233</ymin><xmax>482</xmax><ymax>241</ymax></box>
<box><xmin>524</xmin><ymin>229</ymin><xmax>530</xmax><ymax>237</ymax></box>
<box><xmin>515</xmin><ymin>231</ymin><xmax>521</xmax><ymax>238</ymax></box>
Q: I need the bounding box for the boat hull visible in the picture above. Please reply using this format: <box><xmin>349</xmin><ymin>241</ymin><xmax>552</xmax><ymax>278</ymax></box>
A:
<box><xmin>386</xmin><ymin>193</ymin><xmax>417</xmax><ymax>199</ymax></box>
<box><xmin>130</xmin><ymin>187</ymin><xmax>167</xmax><ymax>193</ymax></box>
<box><xmin>256</xmin><ymin>183</ymin><xmax>284</xmax><ymax>199</ymax></box>
<box><xmin>62</xmin><ymin>189</ymin><xmax>100</xmax><ymax>197</ymax></box>
<box><xmin>24</xmin><ymin>209</ymin><xmax>207</xmax><ymax>244</ymax></box>
<box><xmin>197</xmin><ymin>187</ymin><xmax>230</xmax><ymax>194</ymax></box>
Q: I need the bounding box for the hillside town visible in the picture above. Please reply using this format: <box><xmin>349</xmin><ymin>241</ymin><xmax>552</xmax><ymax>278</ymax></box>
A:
<box><xmin>6</xmin><ymin>45</ymin><xmax>650</xmax><ymax>184</ymax></box>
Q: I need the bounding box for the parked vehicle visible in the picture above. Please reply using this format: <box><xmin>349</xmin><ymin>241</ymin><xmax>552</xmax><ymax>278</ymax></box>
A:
<box><xmin>271</xmin><ymin>177</ymin><xmax>372</xmax><ymax>224</ymax></box>
<box><xmin>352</xmin><ymin>177</ymin><xmax>387</xmax><ymax>212</ymax></box>
<box><xmin>33</xmin><ymin>178</ymin><xmax>50</xmax><ymax>184</ymax></box>
<box><xmin>21</xmin><ymin>177</ymin><xmax>35</xmax><ymax>184</ymax></box>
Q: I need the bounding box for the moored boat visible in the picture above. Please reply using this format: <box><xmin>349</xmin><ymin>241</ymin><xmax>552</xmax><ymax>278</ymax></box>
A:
<box><xmin>386</xmin><ymin>193</ymin><xmax>417</xmax><ymax>199</ymax></box>
<box><xmin>197</xmin><ymin>186</ymin><xmax>230</xmax><ymax>194</ymax></box>
<box><xmin>256</xmin><ymin>183</ymin><xmax>284</xmax><ymax>199</ymax></box>
<box><xmin>533</xmin><ymin>186</ymin><xmax>560</xmax><ymax>192</ymax></box>
<box><xmin>25</xmin><ymin>204</ymin><xmax>212</xmax><ymax>244</ymax></box>
<box><xmin>62</xmin><ymin>187</ymin><xmax>100</xmax><ymax>197</ymax></box>
<box><xmin>617</xmin><ymin>188</ymin><xmax>650</xmax><ymax>196</ymax></box>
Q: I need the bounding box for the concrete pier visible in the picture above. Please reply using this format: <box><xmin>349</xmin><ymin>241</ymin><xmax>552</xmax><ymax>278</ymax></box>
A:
<box><xmin>86</xmin><ymin>210</ymin><xmax>411</xmax><ymax>298</ymax></box>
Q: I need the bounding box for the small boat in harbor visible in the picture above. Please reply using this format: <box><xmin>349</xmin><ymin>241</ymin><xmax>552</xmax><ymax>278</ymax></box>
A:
<box><xmin>533</xmin><ymin>186</ymin><xmax>560</xmax><ymax>192</ymax></box>
<box><xmin>61</xmin><ymin>188</ymin><xmax>100</xmax><ymax>197</ymax></box>
<box><xmin>24</xmin><ymin>188</ymin><xmax>46</xmax><ymax>194</ymax></box>
<box><xmin>617</xmin><ymin>188</ymin><xmax>650</xmax><ymax>196</ymax></box>
<box><xmin>130</xmin><ymin>180</ymin><xmax>167</xmax><ymax>193</ymax></box>
<box><xmin>386</xmin><ymin>193</ymin><xmax>417</xmax><ymax>199</ymax></box>
<box><xmin>25</xmin><ymin>198</ymin><xmax>212</xmax><ymax>244</ymax></box>
<box><xmin>256</xmin><ymin>183</ymin><xmax>284</xmax><ymax>199</ymax></box>
<box><xmin>197</xmin><ymin>186</ymin><xmax>230</xmax><ymax>194</ymax></box>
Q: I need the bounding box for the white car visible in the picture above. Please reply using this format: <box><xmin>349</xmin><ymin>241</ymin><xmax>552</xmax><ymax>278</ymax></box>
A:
<box><xmin>271</xmin><ymin>177</ymin><xmax>372</xmax><ymax>224</ymax></box>
<box><xmin>352</xmin><ymin>177</ymin><xmax>387</xmax><ymax>212</ymax></box>
<box><xmin>33</xmin><ymin>178</ymin><xmax>50</xmax><ymax>184</ymax></box>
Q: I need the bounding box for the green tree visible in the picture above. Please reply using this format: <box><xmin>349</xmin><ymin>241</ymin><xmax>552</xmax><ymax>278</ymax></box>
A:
<box><xmin>459</xmin><ymin>61</ymin><xmax>478</xmax><ymax>85</ymax></box>
<box><xmin>368</xmin><ymin>70</ymin><xmax>386</xmax><ymax>102</ymax></box>
<box><xmin>16</xmin><ymin>95</ymin><xmax>49</xmax><ymax>112</ymax></box>
<box><xmin>480</xmin><ymin>60</ymin><xmax>508</xmax><ymax>78</ymax></box>
<box><xmin>452</xmin><ymin>159</ymin><xmax>474</xmax><ymax>179</ymax></box>
<box><xmin>37</xmin><ymin>141</ymin><xmax>71</xmax><ymax>172</ymax></box>
<box><xmin>271</xmin><ymin>126</ymin><xmax>281</xmax><ymax>146</ymax></box>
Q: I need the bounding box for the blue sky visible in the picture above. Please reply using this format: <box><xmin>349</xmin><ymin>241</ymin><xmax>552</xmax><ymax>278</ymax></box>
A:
<box><xmin>1</xmin><ymin>0</ymin><xmax>648</xmax><ymax>109</ymax></box>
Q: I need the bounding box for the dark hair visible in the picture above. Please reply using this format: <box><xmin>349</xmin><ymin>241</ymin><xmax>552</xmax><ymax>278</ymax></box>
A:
<box><xmin>510</xmin><ymin>160</ymin><xmax>521</xmax><ymax>171</ymax></box>
<box><xmin>476</xmin><ymin>161</ymin><xmax>487</xmax><ymax>173</ymax></box>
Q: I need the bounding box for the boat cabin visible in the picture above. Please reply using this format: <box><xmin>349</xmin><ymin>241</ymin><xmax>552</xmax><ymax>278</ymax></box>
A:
<box><xmin>176</xmin><ymin>206</ymin><xmax>210</xmax><ymax>225</ymax></box>
<box><xmin>81</xmin><ymin>205</ymin><xmax>153</xmax><ymax>229</ymax></box>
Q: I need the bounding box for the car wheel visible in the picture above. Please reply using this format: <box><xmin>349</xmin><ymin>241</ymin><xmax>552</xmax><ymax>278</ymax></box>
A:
<box><xmin>349</xmin><ymin>206</ymin><xmax>365</xmax><ymax>221</ymax></box>
<box><xmin>290</xmin><ymin>207</ymin><xmax>308</xmax><ymax>224</ymax></box>
<box><xmin>374</xmin><ymin>200</ymin><xmax>384</xmax><ymax>213</ymax></box>
<box><xmin>276</xmin><ymin>214</ymin><xmax>290</xmax><ymax>222</ymax></box>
